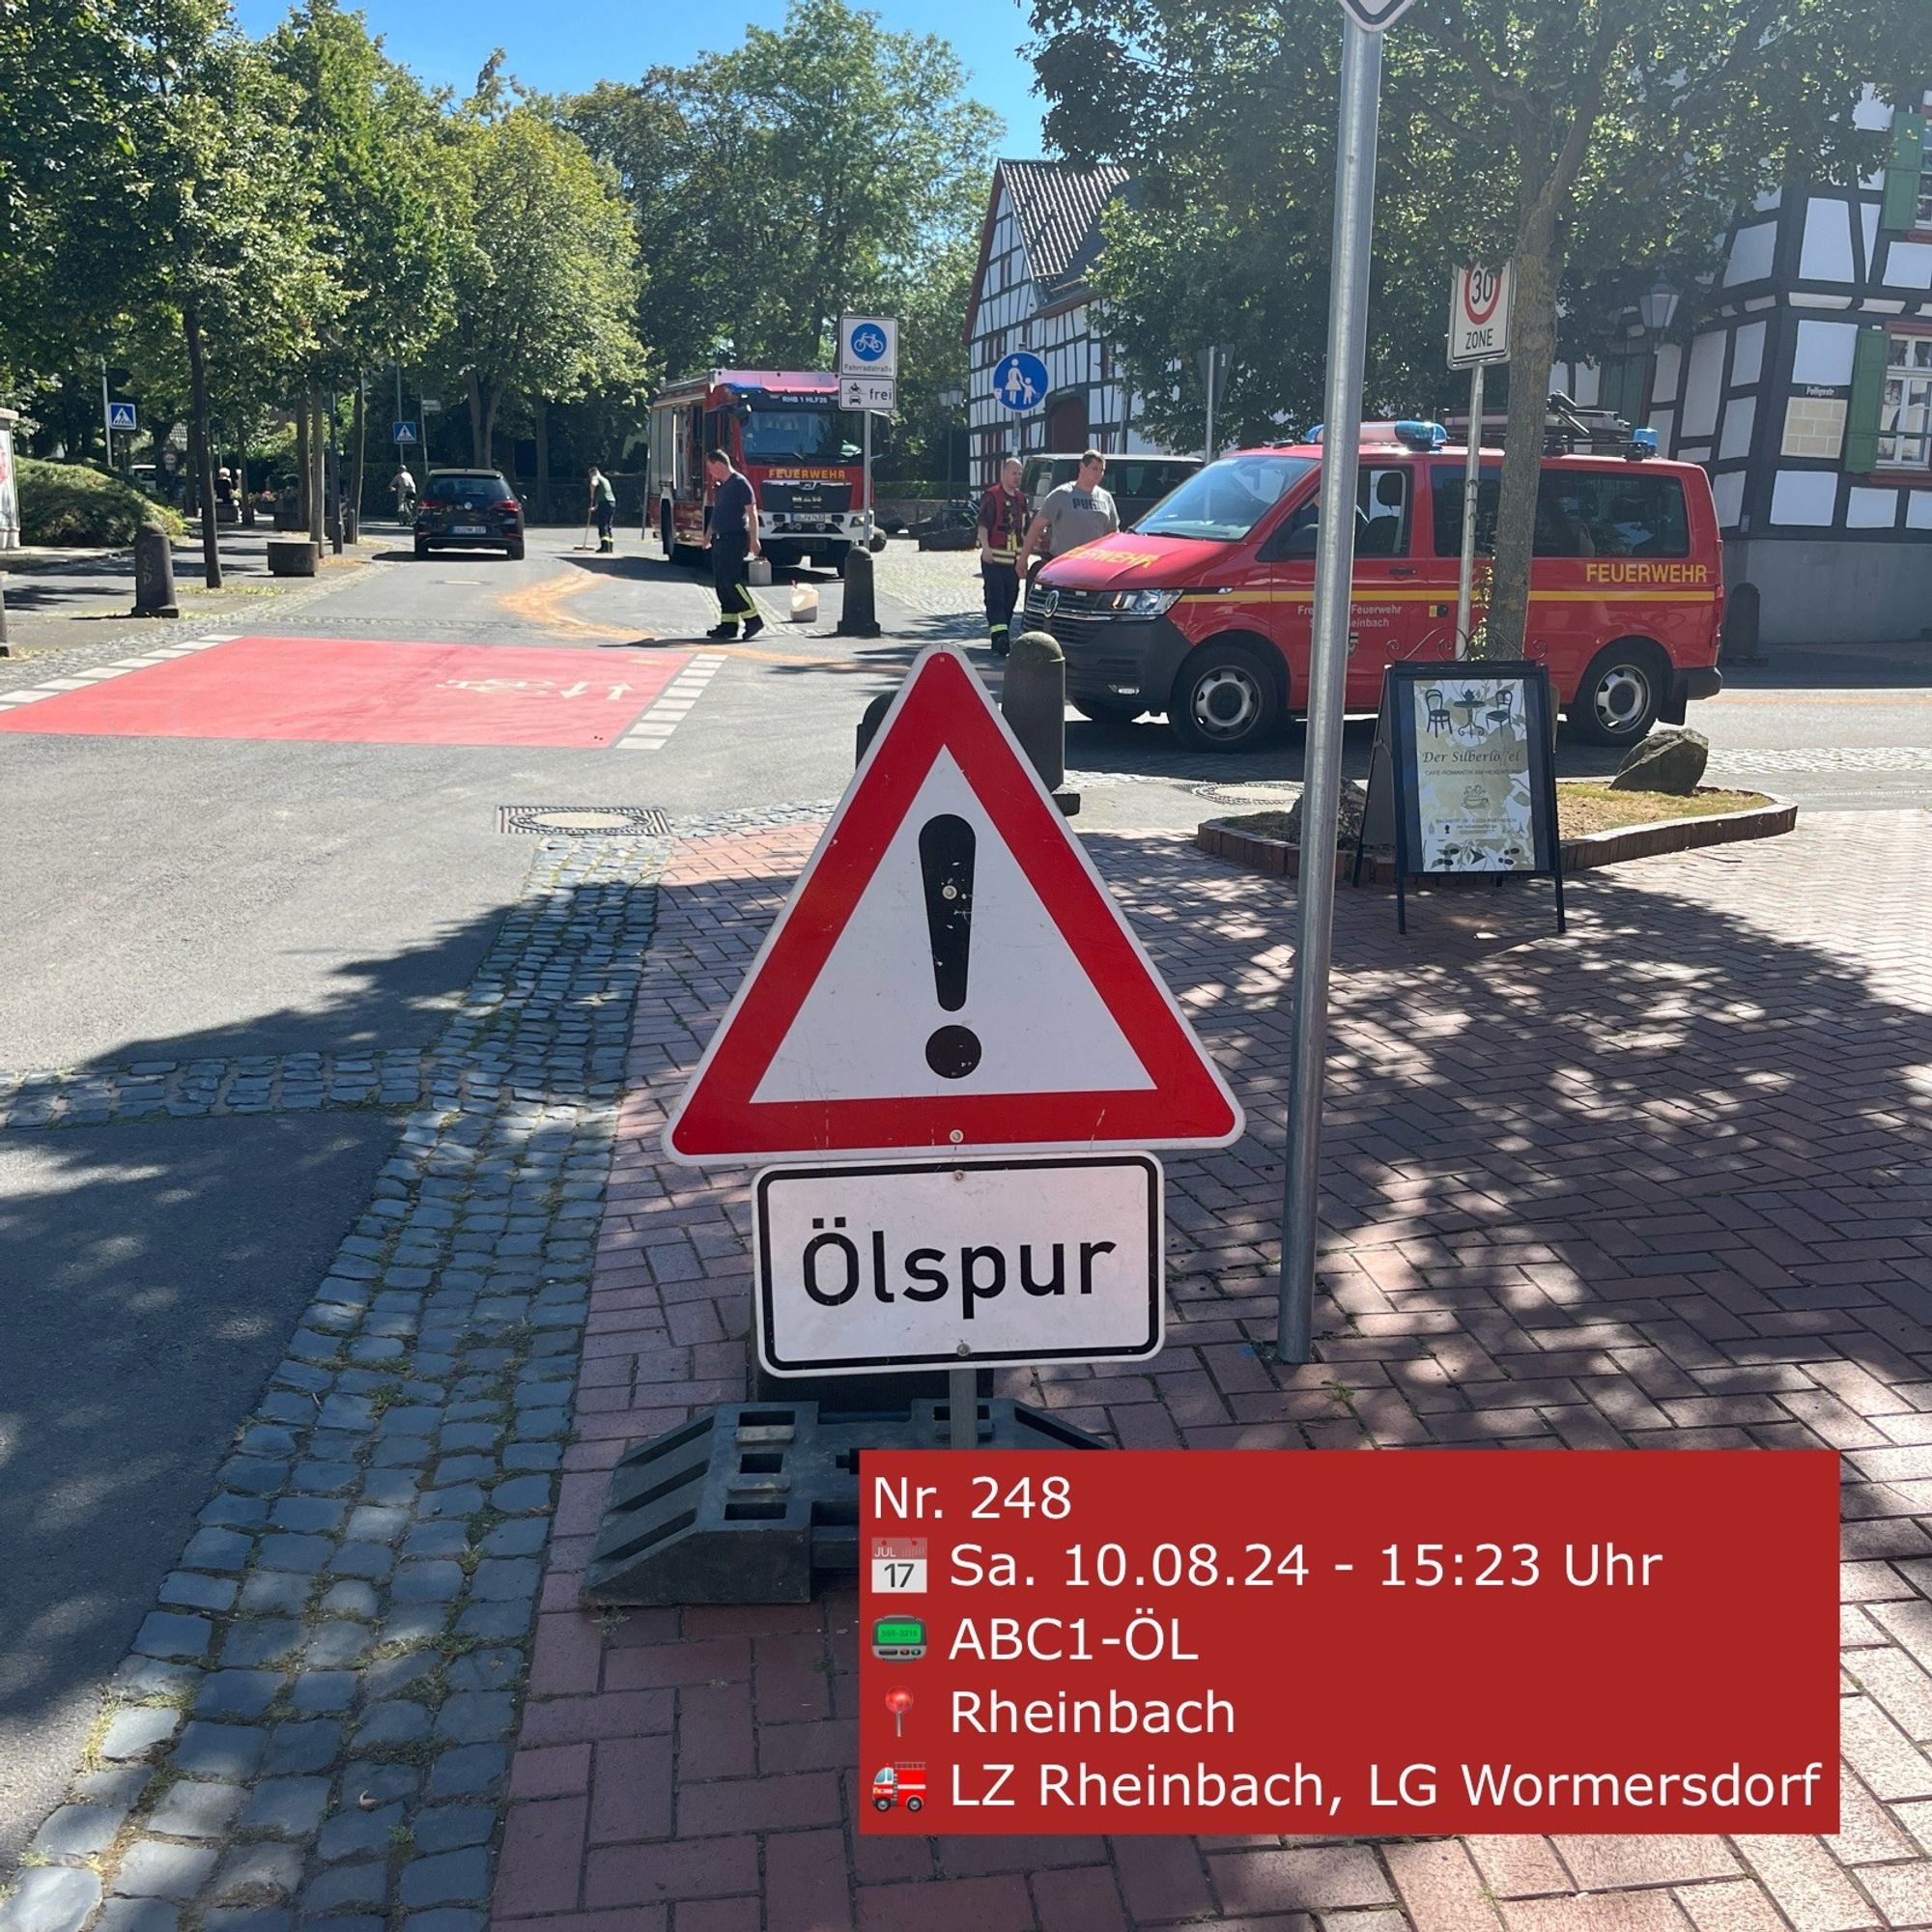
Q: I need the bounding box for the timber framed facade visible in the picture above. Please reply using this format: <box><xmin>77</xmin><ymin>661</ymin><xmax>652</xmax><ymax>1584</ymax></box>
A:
<box><xmin>962</xmin><ymin>160</ymin><xmax>1175</xmax><ymax>488</ymax></box>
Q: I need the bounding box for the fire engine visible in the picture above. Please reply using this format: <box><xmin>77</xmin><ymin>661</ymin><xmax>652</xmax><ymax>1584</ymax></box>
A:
<box><xmin>869</xmin><ymin>1764</ymin><xmax>926</xmax><ymax>1812</ymax></box>
<box><xmin>646</xmin><ymin>369</ymin><xmax>867</xmax><ymax>572</ymax></box>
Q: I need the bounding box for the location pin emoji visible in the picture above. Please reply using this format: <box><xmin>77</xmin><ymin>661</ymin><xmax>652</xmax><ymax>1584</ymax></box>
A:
<box><xmin>885</xmin><ymin>1687</ymin><xmax>914</xmax><ymax>1737</ymax></box>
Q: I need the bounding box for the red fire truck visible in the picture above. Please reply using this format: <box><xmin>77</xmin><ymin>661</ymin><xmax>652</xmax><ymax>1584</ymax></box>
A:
<box><xmin>646</xmin><ymin>369</ymin><xmax>867</xmax><ymax>573</ymax></box>
<box><xmin>869</xmin><ymin>1764</ymin><xmax>926</xmax><ymax>1812</ymax></box>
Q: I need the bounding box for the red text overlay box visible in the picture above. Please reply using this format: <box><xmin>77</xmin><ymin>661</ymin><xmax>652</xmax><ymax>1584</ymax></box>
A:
<box><xmin>859</xmin><ymin>1449</ymin><xmax>1837</xmax><ymax>1835</ymax></box>
<box><xmin>0</xmin><ymin>638</ymin><xmax>690</xmax><ymax>749</ymax></box>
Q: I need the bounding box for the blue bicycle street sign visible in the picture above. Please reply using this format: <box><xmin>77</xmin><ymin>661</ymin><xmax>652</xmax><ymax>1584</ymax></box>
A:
<box><xmin>991</xmin><ymin>352</ymin><xmax>1050</xmax><ymax>413</ymax></box>
<box><xmin>837</xmin><ymin>313</ymin><xmax>898</xmax><ymax>381</ymax></box>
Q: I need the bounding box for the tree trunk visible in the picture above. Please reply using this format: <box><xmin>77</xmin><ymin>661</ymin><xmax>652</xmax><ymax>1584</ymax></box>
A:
<box><xmin>326</xmin><ymin>395</ymin><xmax>343</xmax><ymax>554</ymax></box>
<box><xmin>239</xmin><ymin>433</ymin><xmax>254</xmax><ymax>527</ymax></box>
<box><xmin>467</xmin><ymin>370</ymin><xmax>486</xmax><ymax>466</ymax></box>
<box><xmin>183</xmin><ymin>301</ymin><xmax>222</xmax><ymax>589</ymax></box>
<box><xmin>534</xmin><ymin>401</ymin><xmax>550</xmax><ymax>524</ymax></box>
<box><xmin>349</xmin><ymin>380</ymin><xmax>367</xmax><ymax>545</ymax></box>
<box><xmin>296</xmin><ymin>406</ymin><xmax>310</xmax><ymax>530</ymax></box>
<box><xmin>482</xmin><ymin>387</ymin><xmax>498</xmax><ymax>471</ymax></box>
<box><xmin>1481</xmin><ymin>219</ymin><xmax>1560</xmax><ymax>662</ymax></box>
<box><xmin>308</xmin><ymin>389</ymin><xmax>327</xmax><ymax>548</ymax></box>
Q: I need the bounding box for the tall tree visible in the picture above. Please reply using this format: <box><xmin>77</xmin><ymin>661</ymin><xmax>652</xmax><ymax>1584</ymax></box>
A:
<box><xmin>269</xmin><ymin>0</ymin><xmax>453</xmax><ymax>527</ymax></box>
<box><xmin>431</xmin><ymin>105</ymin><xmax>643</xmax><ymax>468</ymax></box>
<box><xmin>1033</xmin><ymin>0</ymin><xmax>1914</xmax><ymax>654</ymax></box>
<box><xmin>567</xmin><ymin>0</ymin><xmax>1001</xmax><ymax>378</ymax></box>
<box><xmin>130</xmin><ymin>0</ymin><xmax>334</xmax><ymax>584</ymax></box>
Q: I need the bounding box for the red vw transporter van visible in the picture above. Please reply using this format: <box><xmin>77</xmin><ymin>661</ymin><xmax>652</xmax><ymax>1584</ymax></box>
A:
<box><xmin>1025</xmin><ymin>420</ymin><xmax>1724</xmax><ymax>752</ymax></box>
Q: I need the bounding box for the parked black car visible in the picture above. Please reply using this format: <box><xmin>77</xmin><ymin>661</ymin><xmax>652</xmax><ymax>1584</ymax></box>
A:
<box><xmin>415</xmin><ymin>469</ymin><xmax>524</xmax><ymax>559</ymax></box>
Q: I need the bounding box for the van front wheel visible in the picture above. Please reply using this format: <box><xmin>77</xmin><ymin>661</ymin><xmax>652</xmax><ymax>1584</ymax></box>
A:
<box><xmin>1569</xmin><ymin>641</ymin><xmax>1666</xmax><ymax>747</ymax></box>
<box><xmin>1169</xmin><ymin>641</ymin><xmax>1282</xmax><ymax>752</ymax></box>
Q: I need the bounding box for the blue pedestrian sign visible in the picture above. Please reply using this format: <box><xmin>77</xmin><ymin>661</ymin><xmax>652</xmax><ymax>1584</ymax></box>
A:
<box><xmin>392</xmin><ymin>421</ymin><xmax>418</xmax><ymax>445</ymax></box>
<box><xmin>992</xmin><ymin>352</ymin><xmax>1049</xmax><ymax>414</ymax></box>
<box><xmin>107</xmin><ymin>401</ymin><xmax>137</xmax><ymax>432</ymax></box>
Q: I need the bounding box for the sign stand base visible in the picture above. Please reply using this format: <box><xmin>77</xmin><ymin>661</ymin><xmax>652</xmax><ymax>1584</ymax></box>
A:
<box><xmin>582</xmin><ymin>1399</ymin><xmax>1106</xmax><ymax>1605</ymax></box>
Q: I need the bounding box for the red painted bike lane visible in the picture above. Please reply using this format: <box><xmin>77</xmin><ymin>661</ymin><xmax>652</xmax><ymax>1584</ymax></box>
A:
<box><xmin>0</xmin><ymin>637</ymin><xmax>692</xmax><ymax>750</ymax></box>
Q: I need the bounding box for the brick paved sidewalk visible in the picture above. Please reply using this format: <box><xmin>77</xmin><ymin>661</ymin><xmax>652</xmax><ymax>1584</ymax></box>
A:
<box><xmin>495</xmin><ymin>810</ymin><xmax>1932</xmax><ymax>1932</ymax></box>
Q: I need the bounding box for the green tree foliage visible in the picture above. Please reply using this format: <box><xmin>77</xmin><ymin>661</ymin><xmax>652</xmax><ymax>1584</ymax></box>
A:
<box><xmin>433</xmin><ymin>105</ymin><xmax>646</xmax><ymax>467</ymax></box>
<box><xmin>567</xmin><ymin>0</ymin><xmax>1000</xmax><ymax>451</ymax></box>
<box><xmin>1032</xmin><ymin>0</ymin><xmax>1914</xmax><ymax>654</ymax></box>
<box><xmin>268</xmin><ymin>0</ymin><xmax>454</xmax><ymax>381</ymax></box>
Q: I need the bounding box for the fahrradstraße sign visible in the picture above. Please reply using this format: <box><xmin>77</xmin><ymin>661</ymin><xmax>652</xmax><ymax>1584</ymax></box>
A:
<box><xmin>838</xmin><ymin>315</ymin><xmax>899</xmax><ymax>382</ymax></box>
<box><xmin>1449</xmin><ymin>264</ymin><xmax>1513</xmax><ymax>368</ymax></box>
<box><xmin>1337</xmin><ymin>0</ymin><xmax>1415</xmax><ymax>29</ymax></box>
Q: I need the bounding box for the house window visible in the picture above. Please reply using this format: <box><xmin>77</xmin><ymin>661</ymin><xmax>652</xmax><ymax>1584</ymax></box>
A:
<box><xmin>1878</xmin><ymin>332</ymin><xmax>1932</xmax><ymax>467</ymax></box>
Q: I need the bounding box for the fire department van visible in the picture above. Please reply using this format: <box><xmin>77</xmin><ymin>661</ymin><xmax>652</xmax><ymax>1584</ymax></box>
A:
<box><xmin>1026</xmin><ymin>419</ymin><xmax>1724</xmax><ymax>752</ymax></box>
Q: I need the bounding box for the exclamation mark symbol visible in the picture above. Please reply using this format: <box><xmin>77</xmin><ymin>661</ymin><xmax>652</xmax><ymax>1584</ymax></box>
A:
<box><xmin>919</xmin><ymin>813</ymin><xmax>981</xmax><ymax>1080</ymax></box>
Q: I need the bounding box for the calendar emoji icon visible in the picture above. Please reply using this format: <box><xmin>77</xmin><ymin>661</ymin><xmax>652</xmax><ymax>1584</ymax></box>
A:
<box><xmin>870</xmin><ymin>1538</ymin><xmax>927</xmax><ymax>1594</ymax></box>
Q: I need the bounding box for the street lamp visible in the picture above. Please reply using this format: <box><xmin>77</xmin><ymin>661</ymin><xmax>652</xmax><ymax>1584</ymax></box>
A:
<box><xmin>1637</xmin><ymin>274</ymin><xmax>1680</xmax><ymax>334</ymax></box>
<box><xmin>1634</xmin><ymin>275</ymin><xmax>1679</xmax><ymax>428</ymax></box>
<box><xmin>937</xmin><ymin>384</ymin><xmax>964</xmax><ymax>505</ymax></box>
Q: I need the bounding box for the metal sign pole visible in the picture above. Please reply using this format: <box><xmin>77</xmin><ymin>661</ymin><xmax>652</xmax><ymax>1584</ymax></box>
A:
<box><xmin>100</xmin><ymin>360</ymin><xmax>114</xmax><ymax>471</ymax></box>
<box><xmin>862</xmin><ymin>409</ymin><xmax>872</xmax><ymax>544</ymax></box>
<box><xmin>1276</xmin><ymin>14</ymin><xmax>1383</xmax><ymax>1365</ymax></box>
<box><xmin>1205</xmin><ymin>347</ymin><xmax>1217</xmax><ymax>461</ymax></box>
<box><xmin>1454</xmin><ymin>359</ymin><xmax>1486</xmax><ymax>659</ymax></box>
<box><xmin>949</xmin><ymin>1367</ymin><xmax>976</xmax><ymax>1448</ymax></box>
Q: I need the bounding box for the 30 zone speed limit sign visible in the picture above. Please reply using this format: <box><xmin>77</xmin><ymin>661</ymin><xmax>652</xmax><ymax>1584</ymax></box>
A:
<box><xmin>1449</xmin><ymin>264</ymin><xmax>1512</xmax><ymax>368</ymax></box>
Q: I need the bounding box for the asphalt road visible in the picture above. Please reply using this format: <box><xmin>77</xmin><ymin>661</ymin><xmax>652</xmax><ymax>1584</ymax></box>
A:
<box><xmin>0</xmin><ymin>1113</ymin><xmax>397</xmax><ymax>1865</ymax></box>
<box><xmin>0</xmin><ymin>518</ymin><xmax>1924</xmax><ymax>1859</ymax></box>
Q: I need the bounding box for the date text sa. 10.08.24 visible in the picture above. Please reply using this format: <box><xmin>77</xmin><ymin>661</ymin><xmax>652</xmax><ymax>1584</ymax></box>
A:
<box><xmin>898</xmin><ymin>1476</ymin><xmax>1667</xmax><ymax>1593</ymax></box>
<box><xmin>945</xmin><ymin>1541</ymin><xmax>1663</xmax><ymax>1591</ymax></box>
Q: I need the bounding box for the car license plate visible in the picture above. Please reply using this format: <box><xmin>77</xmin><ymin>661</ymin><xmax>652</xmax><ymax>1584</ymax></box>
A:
<box><xmin>454</xmin><ymin>524</ymin><xmax>485</xmax><ymax>535</ymax></box>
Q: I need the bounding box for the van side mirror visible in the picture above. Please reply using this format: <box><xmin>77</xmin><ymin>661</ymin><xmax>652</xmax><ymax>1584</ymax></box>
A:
<box><xmin>1264</xmin><ymin>522</ymin><xmax>1320</xmax><ymax>559</ymax></box>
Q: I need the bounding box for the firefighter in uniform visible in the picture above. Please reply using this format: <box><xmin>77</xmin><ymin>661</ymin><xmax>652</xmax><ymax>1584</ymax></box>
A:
<box><xmin>703</xmin><ymin>448</ymin><xmax>764</xmax><ymax>641</ymax></box>
<box><xmin>977</xmin><ymin>455</ymin><xmax>1028</xmax><ymax>656</ymax></box>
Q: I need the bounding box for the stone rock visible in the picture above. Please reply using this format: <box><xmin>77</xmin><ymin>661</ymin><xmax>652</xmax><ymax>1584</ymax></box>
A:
<box><xmin>1609</xmin><ymin>725</ymin><xmax>1709</xmax><ymax>795</ymax></box>
<box><xmin>1280</xmin><ymin>780</ymin><xmax>1371</xmax><ymax>851</ymax></box>
<box><xmin>0</xmin><ymin>1866</ymin><xmax>102</xmax><ymax>1932</ymax></box>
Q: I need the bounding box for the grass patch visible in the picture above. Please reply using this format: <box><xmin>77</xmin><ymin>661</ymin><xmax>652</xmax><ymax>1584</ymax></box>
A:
<box><xmin>1220</xmin><ymin>784</ymin><xmax>1773</xmax><ymax>850</ymax></box>
<box><xmin>17</xmin><ymin>460</ymin><xmax>185</xmax><ymax>546</ymax></box>
<box><xmin>1552</xmin><ymin>782</ymin><xmax>1771</xmax><ymax>835</ymax></box>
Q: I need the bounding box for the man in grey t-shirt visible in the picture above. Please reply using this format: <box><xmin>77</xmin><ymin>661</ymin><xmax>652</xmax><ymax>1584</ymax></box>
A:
<box><xmin>1018</xmin><ymin>449</ymin><xmax>1120</xmax><ymax>573</ymax></box>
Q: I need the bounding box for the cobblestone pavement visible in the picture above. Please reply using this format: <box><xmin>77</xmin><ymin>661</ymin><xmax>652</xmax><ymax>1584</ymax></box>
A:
<box><xmin>0</xmin><ymin>834</ymin><xmax>666</xmax><ymax>1932</ymax></box>
<box><xmin>492</xmin><ymin>809</ymin><xmax>1932</xmax><ymax>1932</ymax></box>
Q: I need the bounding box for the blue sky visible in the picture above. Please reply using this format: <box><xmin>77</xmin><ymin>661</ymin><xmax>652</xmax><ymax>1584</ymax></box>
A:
<box><xmin>232</xmin><ymin>0</ymin><xmax>1049</xmax><ymax>150</ymax></box>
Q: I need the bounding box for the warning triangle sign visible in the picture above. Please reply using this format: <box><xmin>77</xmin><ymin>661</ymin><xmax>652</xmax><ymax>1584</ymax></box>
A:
<box><xmin>665</xmin><ymin>646</ymin><xmax>1243</xmax><ymax>1164</ymax></box>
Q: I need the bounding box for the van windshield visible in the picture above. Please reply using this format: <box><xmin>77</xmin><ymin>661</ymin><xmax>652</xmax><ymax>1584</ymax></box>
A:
<box><xmin>1138</xmin><ymin>455</ymin><xmax>1316</xmax><ymax>541</ymax></box>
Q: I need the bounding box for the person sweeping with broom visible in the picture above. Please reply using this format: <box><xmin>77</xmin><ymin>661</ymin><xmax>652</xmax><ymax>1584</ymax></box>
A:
<box><xmin>586</xmin><ymin>466</ymin><xmax>616</xmax><ymax>554</ymax></box>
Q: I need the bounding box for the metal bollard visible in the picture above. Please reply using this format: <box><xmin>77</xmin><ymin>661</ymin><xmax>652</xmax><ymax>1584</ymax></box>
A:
<box><xmin>837</xmin><ymin>543</ymin><xmax>881</xmax><ymax>639</ymax></box>
<box><xmin>855</xmin><ymin>690</ymin><xmax>893</xmax><ymax>764</ymax></box>
<box><xmin>1002</xmin><ymin>628</ymin><xmax>1079</xmax><ymax>816</ymax></box>
<box><xmin>131</xmin><ymin>522</ymin><xmax>180</xmax><ymax>618</ymax></box>
<box><xmin>0</xmin><ymin>572</ymin><xmax>10</xmax><ymax>656</ymax></box>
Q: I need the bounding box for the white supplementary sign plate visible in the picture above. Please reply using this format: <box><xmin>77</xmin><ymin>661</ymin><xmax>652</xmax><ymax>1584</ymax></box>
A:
<box><xmin>753</xmin><ymin>1153</ymin><xmax>1163</xmax><ymax>1375</ymax></box>
<box><xmin>842</xmin><ymin>377</ymin><xmax>896</xmax><ymax>412</ymax></box>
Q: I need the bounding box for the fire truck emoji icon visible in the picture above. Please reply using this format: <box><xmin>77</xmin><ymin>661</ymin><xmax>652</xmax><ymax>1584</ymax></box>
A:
<box><xmin>870</xmin><ymin>1763</ymin><xmax>927</xmax><ymax>1813</ymax></box>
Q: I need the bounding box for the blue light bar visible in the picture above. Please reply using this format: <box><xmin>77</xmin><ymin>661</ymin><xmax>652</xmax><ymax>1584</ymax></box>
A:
<box><xmin>1629</xmin><ymin>426</ymin><xmax>1659</xmax><ymax>456</ymax></box>
<box><xmin>1394</xmin><ymin>419</ymin><xmax>1448</xmax><ymax>450</ymax></box>
<box><xmin>1306</xmin><ymin>424</ymin><xmax>1324</xmax><ymax>443</ymax></box>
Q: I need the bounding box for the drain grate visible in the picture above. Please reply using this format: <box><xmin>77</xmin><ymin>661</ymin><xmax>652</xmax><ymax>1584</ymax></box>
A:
<box><xmin>1188</xmin><ymin>781</ymin><xmax>1304</xmax><ymax>808</ymax></box>
<box><xmin>497</xmin><ymin>805</ymin><xmax>671</xmax><ymax>837</ymax></box>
